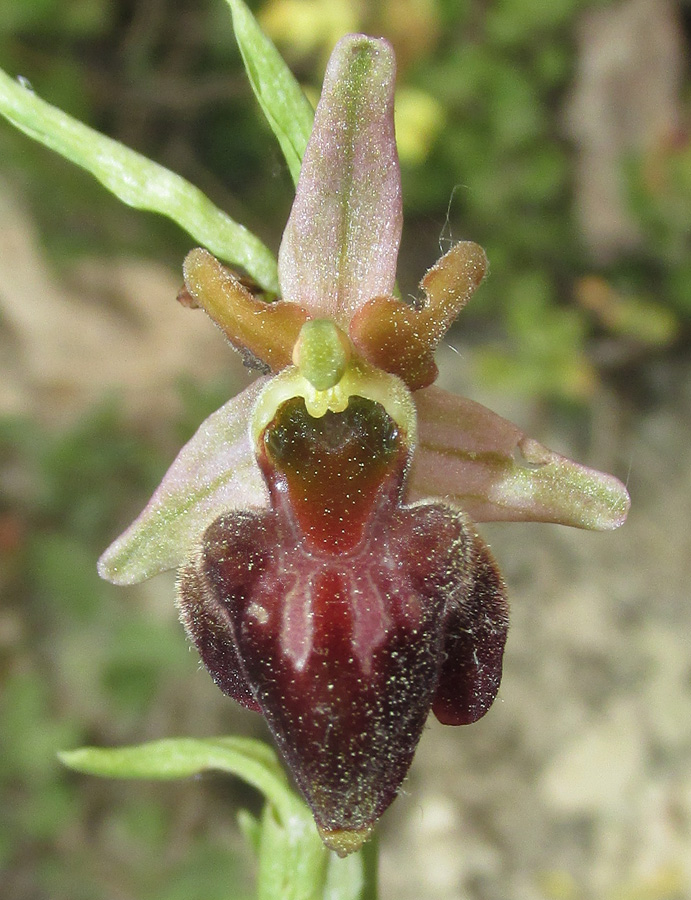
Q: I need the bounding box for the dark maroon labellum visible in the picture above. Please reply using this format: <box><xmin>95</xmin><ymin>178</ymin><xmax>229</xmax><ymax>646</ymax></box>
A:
<box><xmin>178</xmin><ymin>396</ymin><xmax>508</xmax><ymax>854</ymax></box>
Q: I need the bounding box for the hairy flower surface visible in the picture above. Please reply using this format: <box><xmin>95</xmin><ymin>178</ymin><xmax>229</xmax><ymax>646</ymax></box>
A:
<box><xmin>99</xmin><ymin>35</ymin><xmax>630</xmax><ymax>856</ymax></box>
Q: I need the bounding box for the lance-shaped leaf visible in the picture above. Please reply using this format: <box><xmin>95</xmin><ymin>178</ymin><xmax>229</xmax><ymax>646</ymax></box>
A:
<box><xmin>61</xmin><ymin>737</ymin><xmax>325</xmax><ymax>895</ymax></box>
<box><xmin>61</xmin><ymin>737</ymin><xmax>366</xmax><ymax>898</ymax></box>
<box><xmin>99</xmin><ymin>380</ymin><xmax>270</xmax><ymax>585</ymax></box>
<box><xmin>0</xmin><ymin>67</ymin><xmax>279</xmax><ymax>292</ymax></box>
<box><xmin>278</xmin><ymin>35</ymin><xmax>402</xmax><ymax>325</ymax></box>
<box><xmin>408</xmin><ymin>385</ymin><xmax>630</xmax><ymax>530</ymax></box>
<box><xmin>60</xmin><ymin>737</ymin><xmax>294</xmax><ymax>814</ymax></box>
<box><xmin>225</xmin><ymin>0</ymin><xmax>314</xmax><ymax>186</ymax></box>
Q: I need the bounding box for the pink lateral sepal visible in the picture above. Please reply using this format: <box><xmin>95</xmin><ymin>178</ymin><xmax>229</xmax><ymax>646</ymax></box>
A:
<box><xmin>98</xmin><ymin>379</ymin><xmax>270</xmax><ymax>585</ymax></box>
<box><xmin>409</xmin><ymin>385</ymin><xmax>631</xmax><ymax>530</ymax></box>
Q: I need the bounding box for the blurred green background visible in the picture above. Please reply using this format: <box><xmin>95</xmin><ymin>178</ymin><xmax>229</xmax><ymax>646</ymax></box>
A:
<box><xmin>1</xmin><ymin>1</ymin><xmax>690</xmax><ymax>898</ymax></box>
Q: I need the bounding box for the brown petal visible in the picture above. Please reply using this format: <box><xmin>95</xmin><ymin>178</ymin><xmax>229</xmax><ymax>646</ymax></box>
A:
<box><xmin>183</xmin><ymin>248</ymin><xmax>308</xmax><ymax>371</ymax></box>
<box><xmin>349</xmin><ymin>242</ymin><xmax>487</xmax><ymax>390</ymax></box>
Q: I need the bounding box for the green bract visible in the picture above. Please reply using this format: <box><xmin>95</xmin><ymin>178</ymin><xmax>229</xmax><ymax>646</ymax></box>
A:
<box><xmin>60</xmin><ymin>738</ymin><xmax>366</xmax><ymax>900</ymax></box>
<box><xmin>225</xmin><ymin>0</ymin><xmax>314</xmax><ymax>186</ymax></box>
<box><xmin>0</xmin><ymin>66</ymin><xmax>279</xmax><ymax>291</ymax></box>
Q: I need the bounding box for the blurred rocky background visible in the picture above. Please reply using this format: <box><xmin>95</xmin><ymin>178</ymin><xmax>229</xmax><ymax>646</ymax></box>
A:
<box><xmin>1</xmin><ymin>0</ymin><xmax>690</xmax><ymax>898</ymax></box>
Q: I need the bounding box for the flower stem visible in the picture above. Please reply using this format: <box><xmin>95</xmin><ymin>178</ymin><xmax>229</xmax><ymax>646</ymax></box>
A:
<box><xmin>360</xmin><ymin>833</ymin><xmax>379</xmax><ymax>900</ymax></box>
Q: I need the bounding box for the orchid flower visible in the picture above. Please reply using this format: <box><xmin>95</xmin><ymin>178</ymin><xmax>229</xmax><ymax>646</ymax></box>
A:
<box><xmin>96</xmin><ymin>35</ymin><xmax>629</xmax><ymax>856</ymax></box>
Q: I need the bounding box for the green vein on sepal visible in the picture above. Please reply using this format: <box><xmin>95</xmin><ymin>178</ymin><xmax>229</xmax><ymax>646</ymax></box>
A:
<box><xmin>225</xmin><ymin>0</ymin><xmax>314</xmax><ymax>186</ymax></box>
<box><xmin>0</xmin><ymin>66</ymin><xmax>279</xmax><ymax>291</ymax></box>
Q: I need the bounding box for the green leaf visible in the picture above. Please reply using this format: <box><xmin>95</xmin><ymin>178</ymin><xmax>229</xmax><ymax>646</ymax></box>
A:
<box><xmin>225</xmin><ymin>0</ymin><xmax>314</xmax><ymax>186</ymax></box>
<box><xmin>59</xmin><ymin>736</ymin><xmax>299</xmax><ymax>824</ymax></box>
<box><xmin>60</xmin><ymin>735</ymin><xmax>370</xmax><ymax>898</ymax></box>
<box><xmin>0</xmin><ymin>66</ymin><xmax>278</xmax><ymax>291</ymax></box>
